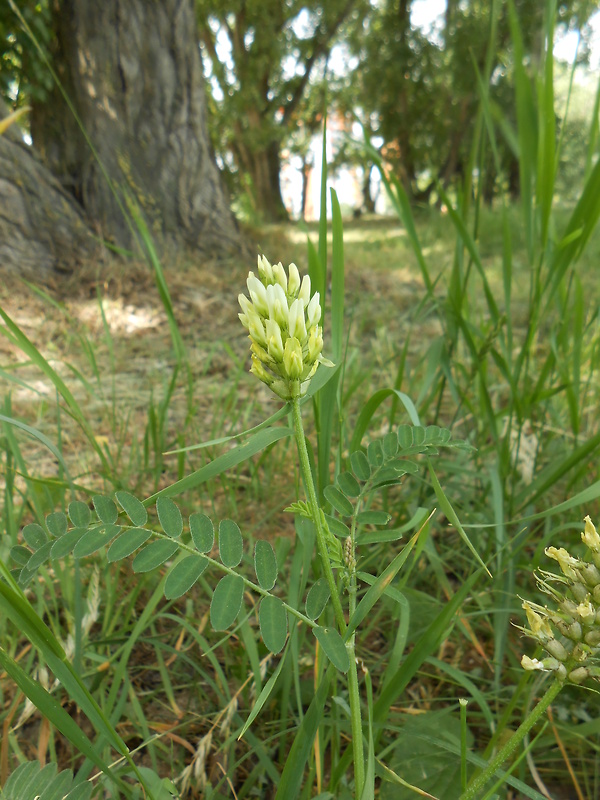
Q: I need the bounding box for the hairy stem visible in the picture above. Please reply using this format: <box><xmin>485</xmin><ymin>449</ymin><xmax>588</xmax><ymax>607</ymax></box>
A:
<box><xmin>291</xmin><ymin>396</ymin><xmax>365</xmax><ymax>796</ymax></box>
<box><xmin>460</xmin><ymin>677</ymin><xmax>563</xmax><ymax>800</ymax></box>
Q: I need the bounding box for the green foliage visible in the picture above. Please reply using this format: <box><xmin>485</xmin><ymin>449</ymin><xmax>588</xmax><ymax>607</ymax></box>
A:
<box><xmin>0</xmin><ymin>0</ymin><xmax>53</xmax><ymax>107</ymax></box>
<box><xmin>1</xmin><ymin>761</ymin><xmax>93</xmax><ymax>800</ymax></box>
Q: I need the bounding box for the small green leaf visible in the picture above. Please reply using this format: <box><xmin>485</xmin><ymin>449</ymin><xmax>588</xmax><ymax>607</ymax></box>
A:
<box><xmin>336</xmin><ymin>471</ymin><xmax>361</xmax><ymax>498</ymax></box>
<box><xmin>68</xmin><ymin>501</ymin><xmax>91</xmax><ymax>527</ymax></box>
<box><xmin>219</xmin><ymin>519</ymin><xmax>243</xmax><ymax>567</ymax></box>
<box><xmin>10</xmin><ymin>545</ymin><xmax>32</xmax><ymax>566</ymax></box>
<box><xmin>46</xmin><ymin>512</ymin><xmax>68</xmax><ymax>538</ymax></box>
<box><xmin>424</xmin><ymin>424</ymin><xmax>442</xmax><ymax>443</ymax></box>
<box><xmin>115</xmin><ymin>491</ymin><xmax>148</xmax><ymax>526</ymax></box>
<box><xmin>259</xmin><ymin>596</ymin><xmax>287</xmax><ymax>654</ymax></box>
<box><xmin>164</xmin><ymin>555</ymin><xmax>208</xmax><ymax>599</ymax></box>
<box><xmin>132</xmin><ymin>539</ymin><xmax>179</xmax><ymax>573</ymax></box>
<box><xmin>388</xmin><ymin>458</ymin><xmax>419</xmax><ymax>474</ymax></box>
<box><xmin>306</xmin><ymin>577</ymin><xmax>331</xmax><ymax>620</ymax></box>
<box><xmin>397</xmin><ymin>425</ymin><xmax>414</xmax><ymax>449</ymax></box>
<box><xmin>367</xmin><ymin>440</ymin><xmax>384</xmax><ymax>468</ymax></box>
<box><xmin>371</xmin><ymin>467</ymin><xmax>404</xmax><ymax>488</ymax></box>
<box><xmin>210</xmin><ymin>574</ymin><xmax>244</xmax><ymax>630</ymax></box>
<box><xmin>356</xmin><ymin>510</ymin><xmax>391</xmax><ymax>526</ymax></box>
<box><xmin>22</xmin><ymin>523</ymin><xmax>47</xmax><ymax>550</ymax></box>
<box><xmin>107</xmin><ymin>528</ymin><xmax>152</xmax><ymax>562</ymax></box>
<box><xmin>73</xmin><ymin>525</ymin><xmax>120</xmax><ymax>558</ymax></box>
<box><xmin>190</xmin><ymin>513</ymin><xmax>214</xmax><ymax>552</ymax></box>
<box><xmin>254</xmin><ymin>540</ymin><xmax>277</xmax><ymax>590</ymax></box>
<box><xmin>50</xmin><ymin>528</ymin><xmax>87</xmax><ymax>559</ymax></box>
<box><xmin>92</xmin><ymin>495</ymin><xmax>118</xmax><ymax>524</ymax></box>
<box><xmin>351</xmin><ymin>450</ymin><xmax>371</xmax><ymax>481</ymax></box>
<box><xmin>412</xmin><ymin>427</ymin><xmax>426</xmax><ymax>445</ymax></box>
<box><xmin>313</xmin><ymin>627</ymin><xmax>349</xmax><ymax>673</ymax></box>
<box><xmin>383</xmin><ymin>431</ymin><xmax>399</xmax><ymax>458</ymax></box>
<box><xmin>323</xmin><ymin>486</ymin><xmax>354</xmax><ymax>517</ymax></box>
<box><xmin>324</xmin><ymin>513</ymin><xmax>351</xmax><ymax>538</ymax></box>
<box><xmin>64</xmin><ymin>783</ymin><xmax>94</xmax><ymax>800</ymax></box>
<box><xmin>156</xmin><ymin>496</ymin><xmax>183</xmax><ymax>538</ymax></box>
<box><xmin>26</xmin><ymin>540</ymin><xmax>53</xmax><ymax>571</ymax></box>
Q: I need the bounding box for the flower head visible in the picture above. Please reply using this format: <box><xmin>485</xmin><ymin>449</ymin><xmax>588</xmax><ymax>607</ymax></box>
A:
<box><xmin>239</xmin><ymin>256</ymin><xmax>334</xmax><ymax>400</ymax></box>
<box><xmin>520</xmin><ymin>515</ymin><xmax>600</xmax><ymax>685</ymax></box>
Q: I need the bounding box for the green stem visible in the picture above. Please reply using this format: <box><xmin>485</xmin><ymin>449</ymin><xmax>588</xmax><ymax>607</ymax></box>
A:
<box><xmin>460</xmin><ymin>677</ymin><xmax>563</xmax><ymax>800</ymax></box>
<box><xmin>291</xmin><ymin>396</ymin><xmax>365</xmax><ymax>797</ymax></box>
<box><xmin>291</xmin><ymin>397</ymin><xmax>346</xmax><ymax>633</ymax></box>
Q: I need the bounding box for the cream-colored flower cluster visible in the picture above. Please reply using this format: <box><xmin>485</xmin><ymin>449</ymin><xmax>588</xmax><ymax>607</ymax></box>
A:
<box><xmin>239</xmin><ymin>256</ymin><xmax>333</xmax><ymax>400</ymax></box>
<box><xmin>520</xmin><ymin>516</ymin><xmax>600</xmax><ymax>684</ymax></box>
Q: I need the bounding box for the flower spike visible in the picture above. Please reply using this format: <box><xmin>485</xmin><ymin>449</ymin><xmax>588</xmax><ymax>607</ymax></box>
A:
<box><xmin>239</xmin><ymin>256</ymin><xmax>334</xmax><ymax>400</ymax></box>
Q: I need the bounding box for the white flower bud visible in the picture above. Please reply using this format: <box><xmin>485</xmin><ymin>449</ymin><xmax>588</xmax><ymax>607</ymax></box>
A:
<box><xmin>266</xmin><ymin>283</ymin><xmax>289</xmax><ymax>329</ymax></box>
<box><xmin>545</xmin><ymin>546</ymin><xmax>580</xmax><ymax>580</ymax></box>
<box><xmin>288</xmin><ymin>263</ymin><xmax>301</xmax><ymax>296</ymax></box>
<box><xmin>272</xmin><ymin>261</ymin><xmax>288</xmax><ymax>292</ymax></box>
<box><xmin>307</xmin><ymin>292</ymin><xmax>321</xmax><ymax>328</ymax></box>
<box><xmin>288</xmin><ymin>298</ymin><xmax>307</xmax><ymax>341</ymax></box>
<box><xmin>299</xmin><ymin>275</ymin><xmax>311</xmax><ymax>305</ymax></box>
<box><xmin>521</xmin><ymin>655</ymin><xmax>545</xmax><ymax>671</ymax></box>
<box><xmin>257</xmin><ymin>255</ymin><xmax>274</xmax><ymax>283</ymax></box>
<box><xmin>265</xmin><ymin>319</ymin><xmax>284</xmax><ymax>361</ymax></box>
<box><xmin>283</xmin><ymin>337</ymin><xmax>304</xmax><ymax>380</ymax></box>
<box><xmin>582</xmin><ymin>516</ymin><xmax>600</xmax><ymax>551</ymax></box>
<box><xmin>247</xmin><ymin>273</ymin><xmax>270</xmax><ymax>317</ymax></box>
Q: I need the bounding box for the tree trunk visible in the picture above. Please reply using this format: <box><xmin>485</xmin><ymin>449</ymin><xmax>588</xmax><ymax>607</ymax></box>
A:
<box><xmin>233</xmin><ymin>134</ymin><xmax>288</xmax><ymax>223</ymax></box>
<box><xmin>0</xmin><ymin>100</ymin><xmax>98</xmax><ymax>277</ymax></box>
<box><xmin>362</xmin><ymin>164</ymin><xmax>376</xmax><ymax>214</ymax></box>
<box><xmin>31</xmin><ymin>0</ymin><xmax>241</xmax><ymax>256</ymax></box>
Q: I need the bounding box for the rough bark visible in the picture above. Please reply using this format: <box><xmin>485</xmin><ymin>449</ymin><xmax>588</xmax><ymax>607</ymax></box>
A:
<box><xmin>32</xmin><ymin>0</ymin><xmax>242</xmax><ymax>255</ymax></box>
<box><xmin>0</xmin><ymin>101</ymin><xmax>98</xmax><ymax>278</ymax></box>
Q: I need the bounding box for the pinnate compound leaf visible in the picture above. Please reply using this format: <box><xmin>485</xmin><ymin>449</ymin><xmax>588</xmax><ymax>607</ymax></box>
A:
<box><xmin>313</xmin><ymin>627</ymin><xmax>349</xmax><ymax>673</ymax></box>
<box><xmin>156</xmin><ymin>496</ymin><xmax>183</xmax><ymax>538</ymax></box>
<box><xmin>115</xmin><ymin>491</ymin><xmax>148</xmax><ymax>526</ymax></box>
<box><xmin>133</xmin><ymin>539</ymin><xmax>179</xmax><ymax>573</ymax></box>
<box><xmin>26</xmin><ymin>540</ymin><xmax>53</xmax><ymax>571</ymax></box>
<box><xmin>323</xmin><ymin>485</ymin><xmax>354</xmax><ymax>517</ymax></box>
<box><xmin>259</xmin><ymin>596</ymin><xmax>287</xmax><ymax>654</ymax></box>
<box><xmin>50</xmin><ymin>528</ymin><xmax>87</xmax><ymax>559</ymax></box>
<box><xmin>210</xmin><ymin>574</ymin><xmax>244</xmax><ymax>630</ymax></box>
<box><xmin>351</xmin><ymin>450</ymin><xmax>371</xmax><ymax>481</ymax></box>
<box><xmin>10</xmin><ymin>545</ymin><xmax>32</xmax><ymax>567</ymax></box>
<box><xmin>107</xmin><ymin>528</ymin><xmax>153</xmax><ymax>562</ymax></box>
<box><xmin>336</xmin><ymin>471</ymin><xmax>361</xmax><ymax>498</ymax></box>
<box><xmin>22</xmin><ymin>523</ymin><xmax>47</xmax><ymax>550</ymax></box>
<box><xmin>305</xmin><ymin>577</ymin><xmax>331</xmax><ymax>620</ymax></box>
<box><xmin>219</xmin><ymin>519</ymin><xmax>243</xmax><ymax>567</ymax></box>
<box><xmin>190</xmin><ymin>513</ymin><xmax>214</xmax><ymax>552</ymax></box>
<box><xmin>68</xmin><ymin>500</ymin><xmax>91</xmax><ymax>527</ymax></box>
<box><xmin>46</xmin><ymin>512</ymin><xmax>68</xmax><ymax>538</ymax></box>
<box><xmin>254</xmin><ymin>540</ymin><xmax>277</xmax><ymax>590</ymax></box>
<box><xmin>164</xmin><ymin>555</ymin><xmax>208</xmax><ymax>600</ymax></box>
<box><xmin>73</xmin><ymin>524</ymin><xmax>121</xmax><ymax>558</ymax></box>
<box><xmin>356</xmin><ymin>510</ymin><xmax>391</xmax><ymax>526</ymax></box>
<box><xmin>92</xmin><ymin>495</ymin><xmax>118</xmax><ymax>524</ymax></box>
